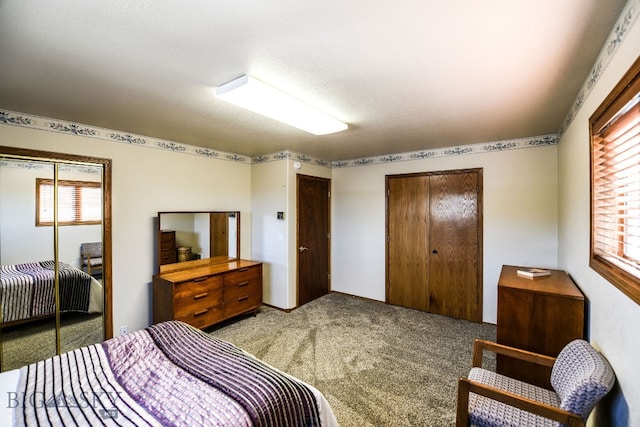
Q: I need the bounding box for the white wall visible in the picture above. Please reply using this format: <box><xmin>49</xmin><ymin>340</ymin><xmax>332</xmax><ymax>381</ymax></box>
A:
<box><xmin>331</xmin><ymin>145</ymin><xmax>559</xmax><ymax>323</ymax></box>
<box><xmin>251</xmin><ymin>160</ymin><xmax>289</xmax><ymax>308</ymax></box>
<box><xmin>251</xmin><ymin>158</ymin><xmax>333</xmax><ymax>309</ymax></box>
<box><xmin>557</xmin><ymin>7</ymin><xmax>640</xmax><ymax>425</ymax></box>
<box><xmin>0</xmin><ymin>125</ymin><xmax>252</xmax><ymax>336</ymax></box>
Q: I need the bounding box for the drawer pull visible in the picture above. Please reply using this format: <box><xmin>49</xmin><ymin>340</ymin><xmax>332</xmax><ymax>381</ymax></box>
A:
<box><xmin>193</xmin><ymin>277</ymin><xmax>209</xmax><ymax>282</ymax></box>
<box><xmin>238</xmin><ymin>281</ymin><xmax>249</xmax><ymax>287</ymax></box>
<box><xmin>194</xmin><ymin>309</ymin><xmax>208</xmax><ymax>316</ymax></box>
<box><xmin>238</xmin><ymin>296</ymin><xmax>249</xmax><ymax>302</ymax></box>
<box><xmin>194</xmin><ymin>292</ymin><xmax>208</xmax><ymax>300</ymax></box>
<box><xmin>238</xmin><ymin>268</ymin><xmax>250</xmax><ymax>272</ymax></box>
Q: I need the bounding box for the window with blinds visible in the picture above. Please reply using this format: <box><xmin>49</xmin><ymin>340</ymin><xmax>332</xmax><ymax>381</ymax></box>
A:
<box><xmin>36</xmin><ymin>178</ymin><xmax>102</xmax><ymax>226</ymax></box>
<box><xmin>590</xmin><ymin>56</ymin><xmax>640</xmax><ymax>305</ymax></box>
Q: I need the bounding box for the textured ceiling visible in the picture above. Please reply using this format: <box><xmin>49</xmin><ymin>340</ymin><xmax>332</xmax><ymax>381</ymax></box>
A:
<box><xmin>0</xmin><ymin>0</ymin><xmax>628</xmax><ymax>161</ymax></box>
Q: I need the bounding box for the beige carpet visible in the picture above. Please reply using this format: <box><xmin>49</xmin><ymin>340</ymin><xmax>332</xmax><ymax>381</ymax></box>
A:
<box><xmin>210</xmin><ymin>292</ymin><xmax>496</xmax><ymax>427</ymax></box>
<box><xmin>1</xmin><ymin>313</ymin><xmax>103</xmax><ymax>371</ymax></box>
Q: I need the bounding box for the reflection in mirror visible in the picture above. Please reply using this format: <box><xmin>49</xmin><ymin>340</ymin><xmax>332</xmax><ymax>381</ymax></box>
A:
<box><xmin>0</xmin><ymin>155</ymin><xmax>106</xmax><ymax>372</ymax></box>
<box><xmin>158</xmin><ymin>211</ymin><xmax>240</xmax><ymax>273</ymax></box>
<box><xmin>0</xmin><ymin>158</ymin><xmax>57</xmax><ymax>370</ymax></box>
<box><xmin>57</xmin><ymin>164</ymin><xmax>104</xmax><ymax>356</ymax></box>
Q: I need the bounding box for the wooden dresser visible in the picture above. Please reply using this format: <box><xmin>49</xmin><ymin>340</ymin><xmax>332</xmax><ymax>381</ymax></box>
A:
<box><xmin>159</xmin><ymin>230</ymin><xmax>177</xmax><ymax>265</ymax></box>
<box><xmin>496</xmin><ymin>265</ymin><xmax>585</xmax><ymax>389</ymax></box>
<box><xmin>153</xmin><ymin>259</ymin><xmax>262</xmax><ymax>329</ymax></box>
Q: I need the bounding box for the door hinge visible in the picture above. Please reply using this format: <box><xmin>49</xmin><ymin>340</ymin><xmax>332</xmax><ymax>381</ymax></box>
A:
<box><xmin>328</xmin><ymin>273</ymin><xmax>331</xmax><ymax>279</ymax></box>
<box><xmin>328</xmin><ymin>191</ymin><xmax>331</xmax><ymax>198</ymax></box>
<box><xmin>327</xmin><ymin>232</ymin><xmax>331</xmax><ymax>239</ymax></box>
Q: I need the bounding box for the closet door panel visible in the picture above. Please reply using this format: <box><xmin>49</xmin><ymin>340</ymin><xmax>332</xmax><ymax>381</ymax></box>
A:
<box><xmin>57</xmin><ymin>165</ymin><xmax>104</xmax><ymax>355</ymax></box>
<box><xmin>387</xmin><ymin>175</ymin><xmax>430</xmax><ymax>311</ymax></box>
<box><xmin>0</xmin><ymin>159</ymin><xmax>57</xmax><ymax>371</ymax></box>
<box><xmin>428</xmin><ymin>172</ymin><xmax>481</xmax><ymax>322</ymax></box>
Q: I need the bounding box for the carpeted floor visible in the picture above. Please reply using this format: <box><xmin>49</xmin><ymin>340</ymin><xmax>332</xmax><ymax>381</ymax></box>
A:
<box><xmin>1</xmin><ymin>313</ymin><xmax>103</xmax><ymax>371</ymax></box>
<box><xmin>210</xmin><ymin>292</ymin><xmax>496</xmax><ymax>427</ymax></box>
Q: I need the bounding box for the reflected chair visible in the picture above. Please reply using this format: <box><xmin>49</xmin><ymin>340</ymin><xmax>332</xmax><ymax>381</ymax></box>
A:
<box><xmin>456</xmin><ymin>339</ymin><xmax>615</xmax><ymax>427</ymax></box>
<box><xmin>80</xmin><ymin>242</ymin><xmax>102</xmax><ymax>277</ymax></box>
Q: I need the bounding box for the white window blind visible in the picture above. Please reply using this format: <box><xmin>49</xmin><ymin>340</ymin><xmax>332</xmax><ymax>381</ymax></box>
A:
<box><xmin>590</xmin><ymin>56</ymin><xmax>640</xmax><ymax>305</ymax></box>
<box><xmin>37</xmin><ymin>179</ymin><xmax>102</xmax><ymax>226</ymax></box>
<box><xmin>592</xmin><ymin>94</ymin><xmax>640</xmax><ymax>278</ymax></box>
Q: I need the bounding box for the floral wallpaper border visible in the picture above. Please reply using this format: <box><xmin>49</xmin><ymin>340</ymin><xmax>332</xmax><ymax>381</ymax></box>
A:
<box><xmin>558</xmin><ymin>0</ymin><xmax>640</xmax><ymax>136</ymax></box>
<box><xmin>0</xmin><ymin>110</ymin><xmax>251</xmax><ymax>164</ymax></box>
<box><xmin>327</xmin><ymin>135</ymin><xmax>557</xmax><ymax>168</ymax></box>
<box><xmin>0</xmin><ymin>158</ymin><xmax>102</xmax><ymax>175</ymax></box>
<box><xmin>251</xmin><ymin>135</ymin><xmax>557</xmax><ymax>168</ymax></box>
<box><xmin>0</xmin><ymin>109</ymin><xmax>556</xmax><ymax>170</ymax></box>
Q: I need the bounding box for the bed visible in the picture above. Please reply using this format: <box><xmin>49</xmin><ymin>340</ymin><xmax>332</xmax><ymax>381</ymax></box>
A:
<box><xmin>0</xmin><ymin>260</ymin><xmax>103</xmax><ymax>326</ymax></box>
<box><xmin>0</xmin><ymin>320</ymin><xmax>338</xmax><ymax>426</ymax></box>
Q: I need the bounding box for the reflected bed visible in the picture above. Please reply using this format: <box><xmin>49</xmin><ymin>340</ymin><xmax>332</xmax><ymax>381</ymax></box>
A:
<box><xmin>0</xmin><ymin>261</ymin><xmax>102</xmax><ymax>326</ymax></box>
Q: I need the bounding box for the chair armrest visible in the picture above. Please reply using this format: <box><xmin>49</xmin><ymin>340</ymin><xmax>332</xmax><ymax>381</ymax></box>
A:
<box><xmin>472</xmin><ymin>339</ymin><xmax>556</xmax><ymax>368</ymax></box>
<box><xmin>457</xmin><ymin>377</ymin><xmax>584</xmax><ymax>427</ymax></box>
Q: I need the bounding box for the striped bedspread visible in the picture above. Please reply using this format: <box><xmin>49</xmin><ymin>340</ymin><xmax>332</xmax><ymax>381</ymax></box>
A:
<box><xmin>0</xmin><ymin>261</ymin><xmax>95</xmax><ymax>323</ymax></box>
<box><xmin>14</xmin><ymin>321</ymin><xmax>335</xmax><ymax>426</ymax></box>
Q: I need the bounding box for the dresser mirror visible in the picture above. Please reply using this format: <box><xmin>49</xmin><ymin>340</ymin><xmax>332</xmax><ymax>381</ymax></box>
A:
<box><xmin>157</xmin><ymin>211</ymin><xmax>240</xmax><ymax>274</ymax></box>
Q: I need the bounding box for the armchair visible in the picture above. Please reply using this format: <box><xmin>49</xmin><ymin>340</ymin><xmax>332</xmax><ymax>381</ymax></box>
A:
<box><xmin>80</xmin><ymin>242</ymin><xmax>102</xmax><ymax>277</ymax></box>
<box><xmin>456</xmin><ymin>339</ymin><xmax>615</xmax><ymax>427</ymax></box>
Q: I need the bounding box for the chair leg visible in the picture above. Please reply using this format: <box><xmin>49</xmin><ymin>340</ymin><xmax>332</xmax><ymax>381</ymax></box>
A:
<box><xmin>456</xmin><ymin>378</ymin><xmax>471</xmax><ymax>426</ymax></box>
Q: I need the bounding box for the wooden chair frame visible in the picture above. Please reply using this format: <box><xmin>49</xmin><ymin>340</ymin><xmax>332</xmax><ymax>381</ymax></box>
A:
<box><xmin>81</xmin><ymin>242</ymin><xmax>102</xmax><ymax>276</ymax></box>
<box><xmin>456</xmin><ymin>339</ymin><xmax>584</xmax><ymax>427</ymax></box>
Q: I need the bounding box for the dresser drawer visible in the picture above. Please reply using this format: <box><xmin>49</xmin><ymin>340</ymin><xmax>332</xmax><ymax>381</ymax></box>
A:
<box><xmin>174</xmin><ymin>287</ymin><xmax>223</xmax><ymax>317</ymax></box>
<box><xmin>175</xmin><ymin>275</ymin><xmax>222</xmax><ymax>299</ymax></box>
<box><xmin>160</xmin><ymin>231</ymin><xmax>175</xmax><ymax>243</ymax></box>
<box><xmin>224</xmin><ymin>279</ymin><xmax>261</xmax><ymax>316</ymax></box>
<box><xmin>160</xmin><ymin>252</ymin><xmax>176</xmax><ymax>264</ymax></box>
<box><xmin>176</xmin><ymin>303</ymin><xmax>224</xmax><ymax>329</ymax></box>
<box><xmin>224</xmin><ymin>265</ymin><xmax>261</xmax><ymax>287</ymax></box>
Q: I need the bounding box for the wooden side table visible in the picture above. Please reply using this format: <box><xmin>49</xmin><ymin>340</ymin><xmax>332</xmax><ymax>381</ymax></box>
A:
<box><xmin>496</xmin><ymin>265</ymin><xmax>585</xmax><ymax>389</ymax></box>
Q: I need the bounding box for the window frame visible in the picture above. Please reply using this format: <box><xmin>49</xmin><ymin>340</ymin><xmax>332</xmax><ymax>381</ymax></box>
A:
<box><xmin>589</xmin><ymin>55</ymin><xmax>640</xmax><ymax>305</ymax></box>
<box><xmin>36</xmin><ymin>178</ymin><xmax>103</xmax><ymax>226</ymax></box>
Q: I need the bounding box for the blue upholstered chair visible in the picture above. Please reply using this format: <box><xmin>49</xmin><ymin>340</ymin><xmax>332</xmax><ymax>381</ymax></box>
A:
<box><xmin>456</xmin><ymin>339</ymin><xmax>615</xmax><ymax>427</ymax></box>
<box><xmin>80</xmin><ymin>242</ymin><xmax>102</xmax><ymax>276</ymax></box>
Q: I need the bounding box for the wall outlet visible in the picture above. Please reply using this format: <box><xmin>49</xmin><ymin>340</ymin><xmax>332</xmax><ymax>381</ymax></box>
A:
<box><xmin>120</xmin><ymin>325</ymin><xmax>128</xmax><ymax>335</ymax></box>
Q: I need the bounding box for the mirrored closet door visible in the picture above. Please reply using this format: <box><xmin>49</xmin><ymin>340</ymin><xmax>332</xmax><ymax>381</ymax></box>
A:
<box><xmin>0</xmin><ymin>146</ymin><xmax>112</xmax><ymax>372</ymax></box>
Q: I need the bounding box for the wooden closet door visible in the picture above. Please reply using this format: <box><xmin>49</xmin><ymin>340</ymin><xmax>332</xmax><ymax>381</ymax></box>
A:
<box><xmin>428</xmin><ymin>172</ymin><xmax>481</xmax><ymax>322</ymax></box>
<box><xmin>386</xmin><ymin>169</ymin><xmax>482</xmax><ymax>322</ymax></box>
<box><xmin>387</xmin><ymin>175</ymin><xmax>430</xmax><ymax>311</ymax></box>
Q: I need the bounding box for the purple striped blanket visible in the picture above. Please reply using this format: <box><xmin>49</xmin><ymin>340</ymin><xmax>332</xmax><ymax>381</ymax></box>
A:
<box><xmin>0</xmin><ymin>261</ymin><xmax>94</xmax><ymax>323</ymax></box>
<box><xmin>15</xmin><ymin>321</ymin><xmax>327</xmax><ymax>426</ymax></box>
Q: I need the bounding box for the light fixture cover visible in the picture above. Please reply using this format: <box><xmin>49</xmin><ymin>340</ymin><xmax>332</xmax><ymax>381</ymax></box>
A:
<box><xmin>215</xmin><ymin>75</ymin><xmax>348</xmax><ymax>135</ymax></box>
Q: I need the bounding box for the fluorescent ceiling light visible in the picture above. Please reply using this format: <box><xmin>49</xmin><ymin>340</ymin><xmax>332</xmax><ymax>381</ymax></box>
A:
<box><xmin>215</xmin><ymin>75</ymin><xmax>348</xmax><ymax>135</ymax></box>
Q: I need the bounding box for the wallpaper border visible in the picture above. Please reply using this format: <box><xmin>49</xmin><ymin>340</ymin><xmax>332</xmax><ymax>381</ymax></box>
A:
<box><xmin>0</xmin><ymin>110</ymin><xmax>251</xmax><ymax>164</ymax></box>
<box><xmin>558</xmin><ymin>0</ymin><xmax>640</xmax><ymax>136</ymax></box>
<box><xmin>0</xmin><ymin>109</ymin><xmax>556</xmax><ymax>170</ymax></box>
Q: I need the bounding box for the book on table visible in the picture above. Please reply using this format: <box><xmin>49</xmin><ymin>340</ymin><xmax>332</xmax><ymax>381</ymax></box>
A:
<box><xmin>516</xmin><ymin>267</ymin><xmax>551</xmax><ymax>279</ymax></box>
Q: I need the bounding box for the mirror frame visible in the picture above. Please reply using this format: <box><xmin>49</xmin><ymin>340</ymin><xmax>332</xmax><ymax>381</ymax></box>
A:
<box><xmin>0</xmin><ymin>145</ymin><xmax>113</xmax><ymax>341</ymax></box>
<box><xmin>157</xmin><ymin>211</ymin><xmax>241</xmax><ymax>274</ymax></box>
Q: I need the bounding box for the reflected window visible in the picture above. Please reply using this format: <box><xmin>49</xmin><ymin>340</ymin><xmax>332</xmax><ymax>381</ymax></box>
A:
<box><xmin>36</xmin><ymin>178</ymin><xmax>102</xmax><ymax>226</ymax></box>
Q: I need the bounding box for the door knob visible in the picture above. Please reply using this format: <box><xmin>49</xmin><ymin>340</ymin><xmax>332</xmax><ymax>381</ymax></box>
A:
<box><xmin>299</xmin><ymin>246</ymin><xmax>309</xmax><ymax>252</ymax></box>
